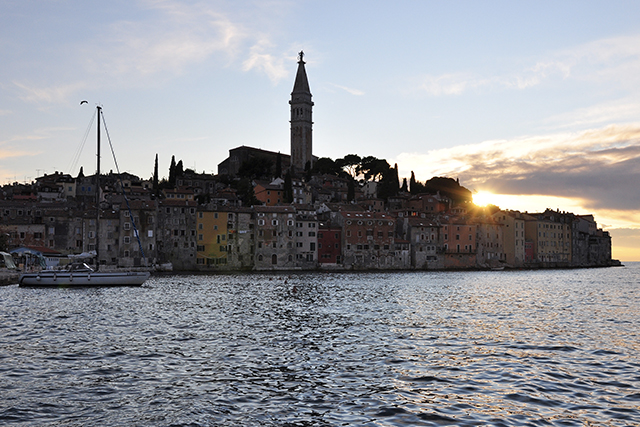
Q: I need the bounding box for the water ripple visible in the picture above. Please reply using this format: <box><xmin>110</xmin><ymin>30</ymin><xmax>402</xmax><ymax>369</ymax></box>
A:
<box><xmin>1</xmin><ymin>265</ymin><xmax>639</xmax><ymax>426</ymax></box>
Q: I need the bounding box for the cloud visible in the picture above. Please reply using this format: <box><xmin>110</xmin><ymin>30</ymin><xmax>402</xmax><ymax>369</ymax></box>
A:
<box><xmin>329</xmin><ymin>83</ymin><xmax>365</xmax><ymax>96</ymax></box>
<box><xmin>544</xmin><ymin>99</ymin><xmax>640</xmax><ymax>130</ymax></box>
<box><xmin>91</xmin><ymin>0</ymin><xmax>246</xmax><ymax>76</ymax></box>
<box><xmin>12</xmin><ymin>0</ymin><xmax>293</xmax><ymax>104</ymax></box>
<box><xmin>416</xmin><ymin>34</ymin><xmax>640</xmax><ymax>96</ymax></box>
<box><xmin>13</xmin><ymin>81</ymin><xmax>89</xmax><ymax>105</ymax></box>
<box><xmin>395</xmin><ymin>123</ymin><xmax>640</xmax><ymax>213</ymax></box>
<box><xmin>242</xmin><ymin>40</ymin><xmax>289</xmax><ymax>83</ymax></box>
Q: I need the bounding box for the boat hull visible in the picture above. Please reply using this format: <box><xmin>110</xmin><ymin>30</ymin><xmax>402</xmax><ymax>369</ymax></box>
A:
<box><xmin>19</xmin><ymin>271</ymin><xmax>150</xmax><ymax>287</ymax></box>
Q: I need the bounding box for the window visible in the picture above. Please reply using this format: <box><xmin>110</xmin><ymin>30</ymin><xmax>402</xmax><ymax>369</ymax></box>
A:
<box><xmin>124</xmin><ymin>222</ymin><xmax>131</xmax><ymax>230</ymax></box>
<box><xmin>124</xmin><ymin>236</ymin><xmax>131</xmax><ymax>244</ymax></box>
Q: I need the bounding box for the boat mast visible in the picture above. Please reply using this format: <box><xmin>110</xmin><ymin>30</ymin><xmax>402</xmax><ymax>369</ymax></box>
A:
<box><xmin>96</xmin><ymin>106</ymin><xmax>101</xmax><ymax>271</ymax></box>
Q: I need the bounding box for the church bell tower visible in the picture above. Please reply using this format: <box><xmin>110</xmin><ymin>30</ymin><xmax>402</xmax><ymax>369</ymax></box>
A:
<box><xmin>290</xmin><ymin>51</ymin><xmax>314</xmax><ymax>172</ymax></box>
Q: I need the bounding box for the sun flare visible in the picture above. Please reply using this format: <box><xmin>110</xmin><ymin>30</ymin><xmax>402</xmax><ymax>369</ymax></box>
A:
<box><xmin>472</xmin><ymin>191</ymin><xmax>497</xmax><ymax>207</ymax></box>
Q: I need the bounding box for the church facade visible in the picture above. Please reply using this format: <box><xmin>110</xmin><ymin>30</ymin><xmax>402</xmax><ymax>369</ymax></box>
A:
<box><xmin>218</xmin><ymin>52</ymin><xmax>314</xmax><ymax>176</ymax></box>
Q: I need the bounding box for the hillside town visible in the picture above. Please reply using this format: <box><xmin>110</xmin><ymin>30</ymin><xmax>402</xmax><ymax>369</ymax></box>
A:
<box><xmin>1</xmin><ymin>52</ymin><xmax>615</xmax><ymax>272</ymax></box>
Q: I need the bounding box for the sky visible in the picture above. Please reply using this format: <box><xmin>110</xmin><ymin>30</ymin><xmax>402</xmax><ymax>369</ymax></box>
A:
<box><xmin>1</xmin><ymin>0</ymin><xmax>640</xmax><ymax>261</ymax></box>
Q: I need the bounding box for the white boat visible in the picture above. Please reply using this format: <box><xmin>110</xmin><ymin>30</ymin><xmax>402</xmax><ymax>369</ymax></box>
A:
<box><xmin>19</xmin><ymin>106</ymin><xmax>150</xmax><ymax>287</ymax></box>
<box><xmin>19</xmin><ymin>264</ymin><xmax>150</xmax><ymax>287</ymax></box>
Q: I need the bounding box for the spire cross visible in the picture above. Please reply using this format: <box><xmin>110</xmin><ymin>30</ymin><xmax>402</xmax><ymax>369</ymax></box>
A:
<box><xmin>298</xmin><ymin>50</ymin><xmax>304</xmax><ymax>62</ymax></box>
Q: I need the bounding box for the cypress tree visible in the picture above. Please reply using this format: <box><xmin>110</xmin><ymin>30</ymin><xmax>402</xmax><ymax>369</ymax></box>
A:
<box><xmin>410</xmin><ymin>171</ymin><xmax>417</xmax><ymax>194</ymax></box>
<box><xmin>347</xmin><ymin>178</ymin><xmax>355</xmax><ymax>202</ymax></box>
<box><xmin>169</xmin><ymin>155</ymin><xmax>176</xmax><ymax>187</ymax></box>
<box><xmin>153</xmin><ymin>154</ymin><xmax>159</xmax><ymax>197</ymax></box>
<box><xmin>275</xmin><ymin>152</ymin><xmax>282</xmax><ymax>178</ymax></box>
<box><xmin>283</xmin><ymin>170</ymin><xmax>293</xmax><ymax>203</ymax></box>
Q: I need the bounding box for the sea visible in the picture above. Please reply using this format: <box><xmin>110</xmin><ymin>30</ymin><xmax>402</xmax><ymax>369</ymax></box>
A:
<box><xmin>1</xmin><ymin>264</ymin><xmax>639</xmax><ymax>426</ymax></box>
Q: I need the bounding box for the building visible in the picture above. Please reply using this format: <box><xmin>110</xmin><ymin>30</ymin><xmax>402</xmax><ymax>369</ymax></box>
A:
<box><xmin>493</xmin><ymin>210</ymin><xmax>526</xmax><ymax>267</ymax></box>
<box><xmin>290</xmin><ymin>51</ymin><xmax>314</xmax><ymax>171</ymax></box>
<box><xmin>217</xmin><ymin>146</ymin><xmax>291</xmax><ymax>177</ymax></box>
<box><xmin>254</xmin><ymin>205</ymin><xmax>297</xmax><ymax>270</ymax></box>
<box><xmin>318</xmin><ymin>223</ymin><xmax>342</xmax><ymax>265</ymax></box>
<box><xmin>294</xmin><ymin>212</ymin><xmax>318</xmax><ymax>268</ymax></box>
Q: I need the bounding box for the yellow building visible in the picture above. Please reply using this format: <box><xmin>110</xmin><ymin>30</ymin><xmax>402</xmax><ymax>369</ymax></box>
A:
<box><xmin>196</xmin><ymin>209</ymin><xmax>229</xmax><ymax>267</ymax></box>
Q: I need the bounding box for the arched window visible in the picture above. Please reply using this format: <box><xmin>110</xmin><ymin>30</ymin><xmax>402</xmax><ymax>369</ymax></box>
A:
<box><xmin>271</xmin><ymin>254</ymin><xmax>278</xmax><ymax>265</ymax></box>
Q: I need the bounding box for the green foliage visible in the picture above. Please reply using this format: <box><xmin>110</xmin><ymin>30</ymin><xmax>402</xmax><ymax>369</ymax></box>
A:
<box><xmin>283</xmin><ymin>170</ymin><xmax>293</xmax><ymax>203</ymax></box>
<box><xmin>423</xmin><ymin>177</ymin><xmax>472</xmax><ymax>205</ymax></box>
<box><xmin>275</xmin><ymin>152</ymin><xmax>282</xmax><ymax>178</ymax></box>
<box><xmin>238</xmin><ymin>156</ymin><xmax>274</xmax><ymax>180</ymax></box>
<box><xmin>347</xmin><ymin>178</ymin><xmax>355</xmax><ymax>202</ymax></box>
<box><xmin>358</xmin><ymin>156</ymin><xmax>390</xmax><ymax>182</ymax></box>
<box><xmin>377</xmin><ymin>163</ymin><xmax>399</xmax><ymax>200</ymax></box>
<box><xmin>168</xmin><ymin>155</ymin><xmax>177</xmax><ymax>187</ymax></box>
<box><xmin>235</xmin><ymin>178</ymin><xmax>259</xmax><ymax>206</ymax></box>
<box><xmin>153</xmin><ymin>154</ymin><xmax>159</xmax><ymax>197</ymax></box>
<box><xmin>312</xmin><ymin>157</ymin><xmax>341</xmax><ymax>175</ymax></box>
<box><xmin>336</xmin><ymin>154</ymin><xmax>361</xmax><ymax>178</ymax></box>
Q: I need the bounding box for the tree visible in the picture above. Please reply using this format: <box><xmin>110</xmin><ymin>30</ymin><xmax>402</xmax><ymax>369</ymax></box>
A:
<box><xmin>176</xmin><ymin>160</ymin><xmax>184</xmax><ymax>177</ymax></box>
<box><xmin>312</xmin><ymin>157</ymin><xmax>341</xmax><ymax>175</ymax></box>
<box><xmin>238</xmin><ymin>156</ymin><xmax>273</xmax><ymax>180</ymax></box>
<box><xmin>400</xmin><ymin>177</ymin><xmax>408</xmax><ymax>193</ymax></box>
<box><xmin>336</xmin><ymin>154</ymin><xmax>361</xmax><ymax>178</ymax></box>
<box><xmin>283</xmin><ymin>170</ymin><xmax>293</xmax><ymax>203</ymax></box>
<box><xmin>235</xmin><ymin>178</ymin><xmax>259</xmax><ymax>206</ymax></box>
<box><xmin>153</xmin><ymin>154</ymin><xmax>159</xmax><ymax>197</ymax></box>
<box><xmin>168</xmin><ymin>155</ymin><xmax>177</xmax><ymax>186</ymax></box>
<box><xmin>378</xmin><ymin>163</ymin><xmax>399</xmax><ymax>200</ymax></box>
<box><xmin>347</xmin><ymin>178</ymin><xmax>355</xmax><ymax>202</ymax></box>
<box><xmin>423</xmin><ymin>177</ymin><xmax>472</xmax><ymax>205</ymax></box>
<box><xmin>358</xmin><ymin>156</ymin><xmax>389</xmax><ymax>182</ymax></box>
<box><xmin>409</xmin><ymin>171</ymin><xmax>425</xmax><ymax>194</ymax></box>
<box><xmin>275</xmin><ymin>152</ymin><xmax>282</xmax><ymax>178</ymax></box>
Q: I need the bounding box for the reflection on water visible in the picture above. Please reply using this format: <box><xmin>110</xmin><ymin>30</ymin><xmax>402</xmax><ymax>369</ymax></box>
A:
<box><xmin>1</xmin><ymin>265</ymin><xmax>639</xmax><ymax>426</ymax></box>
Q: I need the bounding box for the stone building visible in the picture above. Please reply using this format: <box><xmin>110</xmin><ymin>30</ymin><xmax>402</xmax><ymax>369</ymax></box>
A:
<box><xmin>493</xmin><ymin>210</ymin><xmax>526</xmax><ymax>267</ymax></box>
<box><xmin>254</xmin><ymin>205</ymin><xmax>297</xmax><ymax>270</ymax></box>
<box><xmin>400</xmin><ymin>216</ymin><xmax>442</xmax><ymax>269</ymax></box>
<box><xmin>157</xmin><ymin>199</ymin><xmax>197</xmax><ymax>270</ymax></box>
<box><xmin>294</xmin><ymin>212</ymin><xmax>318</xmax><ymax>268</ymax></box>
<box><xmin>290</xmin><ymin>51</ymin><xmax>314</xmax><ymax>171</ymax></box>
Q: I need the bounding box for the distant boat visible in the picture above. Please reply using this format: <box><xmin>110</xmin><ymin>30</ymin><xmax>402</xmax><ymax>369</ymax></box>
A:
<box><xmin>19</xmin><ymin>106</ymin><xmax>150</xmax><ymax>287</ymax></box>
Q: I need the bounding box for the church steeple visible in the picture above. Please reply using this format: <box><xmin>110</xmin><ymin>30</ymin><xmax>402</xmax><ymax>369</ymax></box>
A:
<box><xmin>290</xmin><ymin>51</ymin><xmax>314</xmax><ymax>172</ymax></box>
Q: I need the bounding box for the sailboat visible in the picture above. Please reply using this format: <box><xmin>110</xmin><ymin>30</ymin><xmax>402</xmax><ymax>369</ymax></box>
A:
<box><xmin>19</xmin><ymin>106</ymin><xmax>150</xmax><ymax>287</ymax></box>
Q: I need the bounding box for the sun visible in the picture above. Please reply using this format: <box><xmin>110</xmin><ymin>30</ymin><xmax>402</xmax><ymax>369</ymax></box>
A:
<box><xmin>472</xmin><ymin>191</ymin><xmax>497</xmax><ymax>207</ymax></box>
